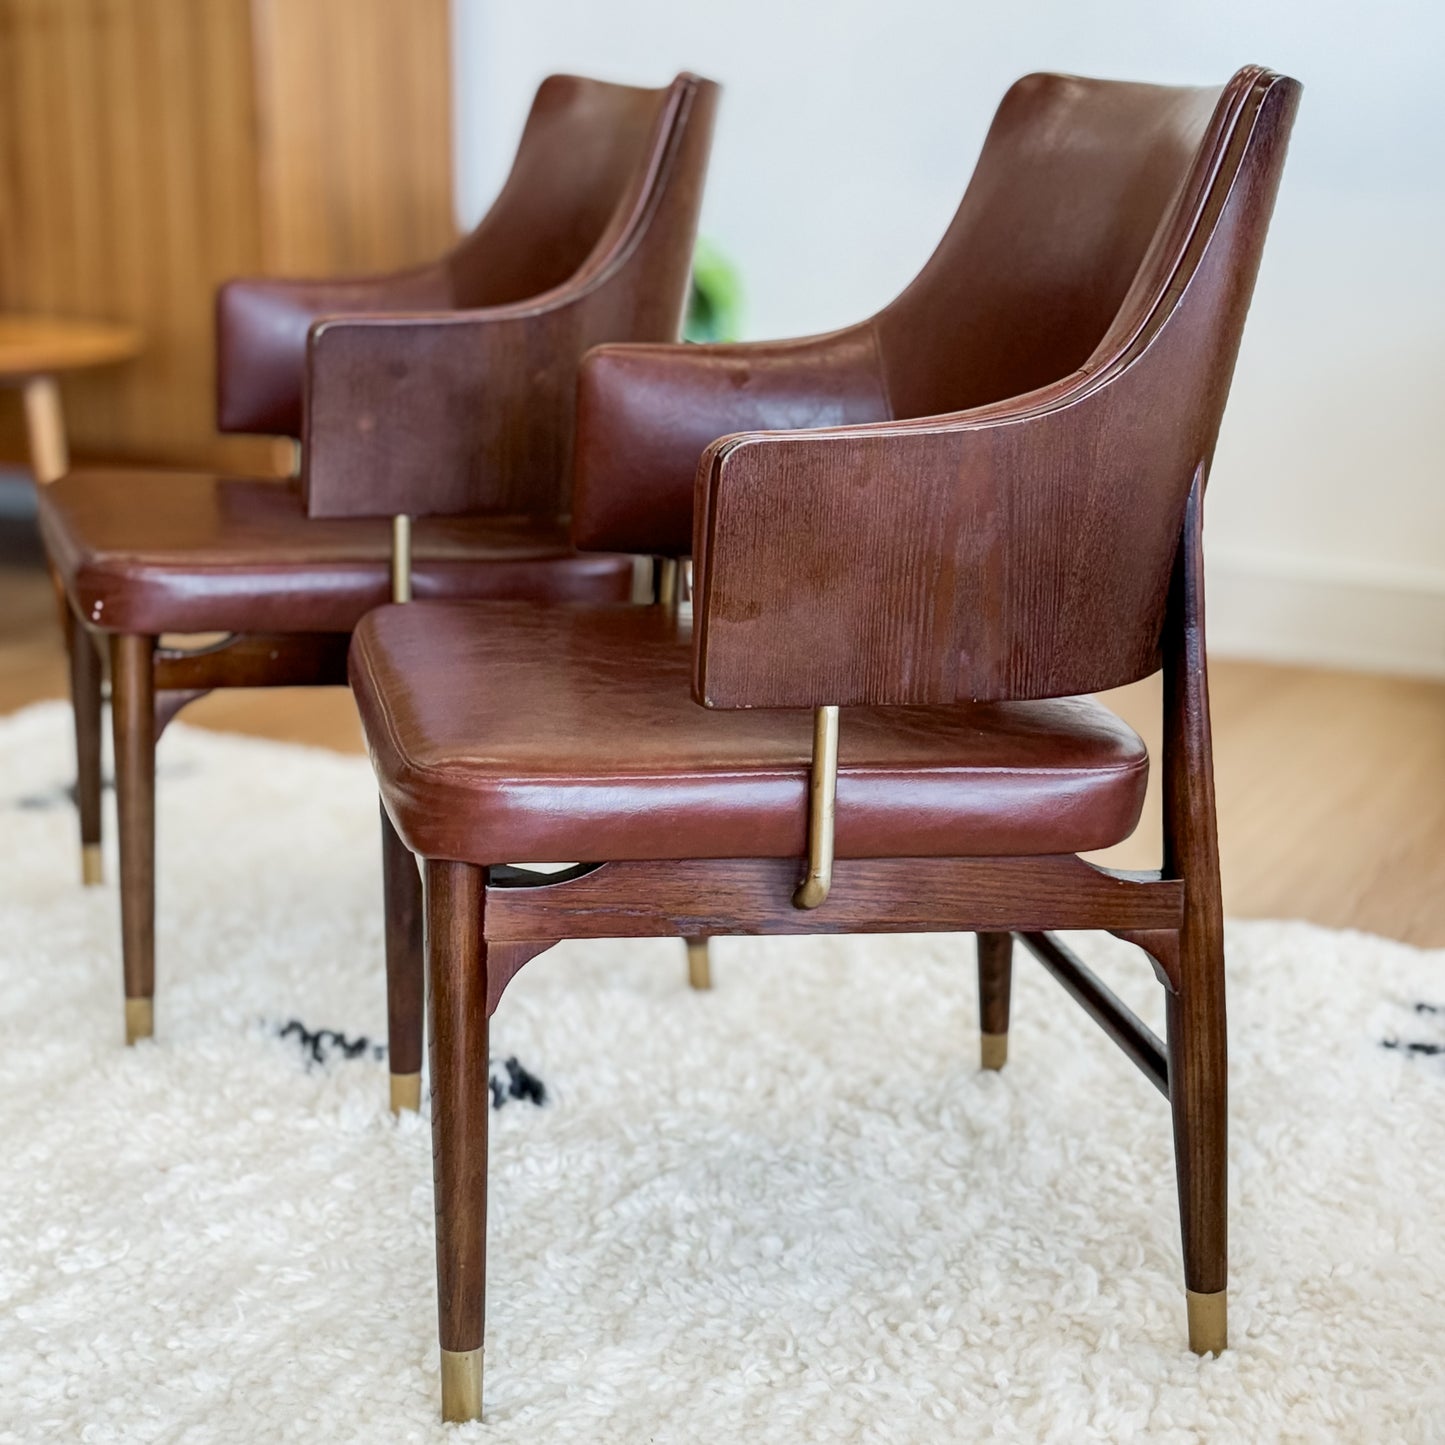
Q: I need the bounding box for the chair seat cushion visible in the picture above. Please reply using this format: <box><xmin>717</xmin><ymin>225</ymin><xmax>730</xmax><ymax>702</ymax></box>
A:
<box><xmin>38</xmin><ymin>471</ymin><xmax>633</xmax><ymax>634</ymax></box>
<box><xmin>350</xmin><ymin>601</ymin><xmax>1150</xmax><ymax>865</ymax></box>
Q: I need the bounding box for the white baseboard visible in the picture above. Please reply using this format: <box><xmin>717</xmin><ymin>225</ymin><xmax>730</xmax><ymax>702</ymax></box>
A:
<box><xmin>1206</xmin><ymin>548</ymin><xmax>1445</xmax><ymax>680</ymax></box>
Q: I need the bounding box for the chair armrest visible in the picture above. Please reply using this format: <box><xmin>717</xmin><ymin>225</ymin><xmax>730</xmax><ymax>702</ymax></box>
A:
<box><xmin>570</xmin><ymin>326</ymin><xmax>892</xmax><ymax>556</ymax></box>
<box><xmin>692</xmin><ymin>357</ymin><xmax>1196</xmax><ymax>710</ymax></box>
<box><xmin>302</xmin><ymin>300</ymin><xmax>586</xmax><ymax>519</ymax></box>
<box><xmin>216</xmin><ymin>266</ymin><xmax>452</xmax><ymax>438</ymax></box>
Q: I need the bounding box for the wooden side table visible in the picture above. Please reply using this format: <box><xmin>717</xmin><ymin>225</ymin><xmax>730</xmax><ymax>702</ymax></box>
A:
<box><xmin>0</xmin><ymin>316</ymin><xmax>142</xmax><ymax>483</ymax></box>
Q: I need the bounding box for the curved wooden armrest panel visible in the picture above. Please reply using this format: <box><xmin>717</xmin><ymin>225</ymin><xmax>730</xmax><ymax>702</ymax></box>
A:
<box><xmin>302</xmin><ymin>301</ymin><xmax>588</xmax><ymax>520</ymax></box>
<box><xmin>692</xmin><ymin>71</ymin><xmax>1299</xmax><ymax>711</ymax></box>
<box><xmin>571</xmin><ymin>327</ymin><xmax>892</xmax><ymax>556</ymax></box>
<box><xmin>216</xmin><ymin>266</ymin><xmax>453</xmax><ymax>439</ymax></box>
<box><xmin>690</xmin><ymin>386</ymin><xmax>1186</xmax><ymax>710</ymax></box>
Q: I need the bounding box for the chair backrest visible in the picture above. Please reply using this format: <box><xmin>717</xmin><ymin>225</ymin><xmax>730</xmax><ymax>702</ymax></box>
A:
<box><xmin>690</xmin><ymin>68</ymin><xmax>1300</xmax><ymax>707</ymax></box>
<box><xmin>873</xmin><ymin>73</ymin><xmax>1240</xmax><ymax>420</ymax></box>
<box><xmin>444</xmin><ymin>74</ymin><xmax>695</xmax><ymax>309</ymax></box>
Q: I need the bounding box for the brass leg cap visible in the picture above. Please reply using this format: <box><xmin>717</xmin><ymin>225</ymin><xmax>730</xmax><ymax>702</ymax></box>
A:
<box><xmin>390</xmin><ymin>1071</ymin><xmax>422</xmax><ymax>1114</ymax></box>
<box><xmin>82</xmin><ymin>843</ymin><xmax>103</xmax><ymax>887</ymax></box>
<box><xmin>686</xmin><ymin>938</ymin><xmax>712</xmax><ymax>991</ymax></box>
<box><xmin>440</xmin><ymin>1347</ymin><xmax>483</xmax><ymax>1423</ymax></box>
<box><xmin>980</xmin><ymin>1031</ymin><xmax>1008</xmax><ymax>1070</ymax></box>
<box><xmin>1187</xmin><ymin>1288</ymin><xmax>1228</xmax><ymax>1355</ymax></box>
<box><xmin>124</xmin><ymin>997</ymin><xmax>154</xmax><ymax>1045</ymax></box>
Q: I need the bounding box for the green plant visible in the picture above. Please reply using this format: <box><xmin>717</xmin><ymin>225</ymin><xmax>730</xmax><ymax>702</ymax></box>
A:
<box><xmin>683</xmin><ymin>237</ymin><xmax>743</xmax><ymax>342</ymax></box>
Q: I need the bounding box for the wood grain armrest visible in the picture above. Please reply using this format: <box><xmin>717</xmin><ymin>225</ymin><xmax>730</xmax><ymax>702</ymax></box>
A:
<box><xmin>301</xmin><ymin>301</ymin><xmax>582</xmax><ymax>519</ymax></box>
<box><xmin>691</xmin><ymin>352</ymin><xmax>1203</xmax><ymax>710</ymax></box>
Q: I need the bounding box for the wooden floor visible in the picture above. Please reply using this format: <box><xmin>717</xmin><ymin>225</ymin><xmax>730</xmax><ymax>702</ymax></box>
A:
<box><xmin>2</xmin><ymin>517</ymin><xmax>1442</xmax><ymax>947</ymax></box>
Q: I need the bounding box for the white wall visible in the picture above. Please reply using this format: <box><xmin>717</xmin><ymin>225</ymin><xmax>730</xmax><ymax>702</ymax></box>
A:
<box><xmin>451</xmin><ymin>0</ymin><xmax>1445</xmax><ymax>677</ymax></box>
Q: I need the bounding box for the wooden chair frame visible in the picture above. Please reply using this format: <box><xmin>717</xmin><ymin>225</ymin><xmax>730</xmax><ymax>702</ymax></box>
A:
<box><xmin>384</xmin><ymin>466</ymin><xmax>1227</xmax><ymax>1423</ymax></box>
<box><xmin>367</xmin><ymin>59</ymin><xmax>1302</xmax><ymax>1416</ymax></box>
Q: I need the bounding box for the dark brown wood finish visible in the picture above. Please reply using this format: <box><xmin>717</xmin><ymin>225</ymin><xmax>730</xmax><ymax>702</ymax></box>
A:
<box><xmin>110</xmin><ymin>633</ymin><xmax>156</xmax><ymax>1035</ymax></box>
<box><xmin>1161</xmin><ymin>474</ymin><xmax>1229</xmax><ymax>1311</ymax></box>
<box><xmin>382</xmin><ymin>804</ymin><xmax>425</xmax><ymax>1085</ymax></box>
<box><xmin>152</xmin><ymin>632</ymin><xmax>351</xmax><ymax>692</ymax></box>
<box><xmin>1018</xmin><ymin>931</ymin><xmax>1169</xmax><ymax>1095</ymax></box>
<box><xmin>66</xmin><ymin>609</ymin><xmax>104</xmax><ymax>881</ymax></box>
<box><xmin>481</xmin><ymin>855</ymin><xmax>1183</xmax><ymax>946</ymax></box>
<box><xmin>425</xmin><ymin>860</ymin><xmax>490</xmax><ymax>1372</ymax></box>
<box><xmin>976</xmin><ymin>931</ymin><xmax>1013</xmax><ymax>1047</ymax></box>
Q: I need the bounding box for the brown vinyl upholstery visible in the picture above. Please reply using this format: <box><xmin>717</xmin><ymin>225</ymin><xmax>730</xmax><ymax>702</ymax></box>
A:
<box><xmin>41</xmin><ymin>474</ymin><xmax>631</xmax><ymax>635</ymax></box>
<box><xmin>350</xmin><ymin>602</ymin><xmax>1149</xmax><ymax>864</ymax></box>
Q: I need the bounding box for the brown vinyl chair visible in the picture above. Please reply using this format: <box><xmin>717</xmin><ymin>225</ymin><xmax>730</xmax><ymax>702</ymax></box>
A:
<box><xmin>347</xmin><ymin>67</ymin><xmax>1299</xmax><ymax>1420</ymax></box>
<box><xmin>37</xmin><ymin>72</ymin><xmax>719</xmax><ymax>1069</ymax></box>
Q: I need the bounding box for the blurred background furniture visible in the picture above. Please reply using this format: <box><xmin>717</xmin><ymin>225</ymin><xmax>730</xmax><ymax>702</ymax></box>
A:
<box><xmin>37</xmin><ymin>73</ymin><xmax>719</xmax><ymax>1083</ymax></box>
<box><xmin>0</xmin><ymin>0</ymin><xmax>454</xmax><ymax>476</ymax></box>
<box><xmin>0</xmin><ymin>316</ymin><xmax>141</xmax><ymax>483</ymax></box>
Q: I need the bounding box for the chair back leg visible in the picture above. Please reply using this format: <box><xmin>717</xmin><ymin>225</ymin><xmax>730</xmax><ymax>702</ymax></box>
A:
<box><xmin>67</xmin><ymin>610</ymin><xmax>105</xmax><ymax>886</ymax></box>
<box><xmin>976</xmin><ymin>931</ymin><xmax>1013</xmax><ymax>1070</ymax></box>
<box><xmin>381</xmin><ymin>804</ymin><xmax>424</xmax><ymax>1112</ymax></box>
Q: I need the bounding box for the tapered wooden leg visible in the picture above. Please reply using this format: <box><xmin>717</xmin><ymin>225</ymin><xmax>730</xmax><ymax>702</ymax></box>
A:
<box><xmin>685</xmin><ymin>936</ymin><xmax>711</xmax><ymax>990</ymax></box>
<box><xmin>68</xmin><ymin>611</ymin><xmax>105</xmax><ymax>886</ymax></box>
<box><xmin>1166</xmin><ymin>911</ymin><xmax>1228</xmax><ymax>1354</ymax></box>
<box><xmin>382</xmin><ymin>803</ymin><xmax>424</xmax><ymax>1112</ymax></box>
<box><xmin>426</xmin><ymin>858</ymin><xmax>489</xmax><ymax>1423</ymax></box>
<box><xmin>111</xmin><ymin>634</ymin><xmax>156</xmax><ymax>1044</ymax></box>
<box><xmin>976</xmin><ymin>931</ymin><xmax>1012</xmax><ymax>1069</ymax></box>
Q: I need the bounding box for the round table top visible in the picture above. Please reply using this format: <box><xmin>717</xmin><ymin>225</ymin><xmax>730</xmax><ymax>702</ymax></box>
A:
<box><xmin>0</xmin><ymin>314</ymin><xmax>142</xmax><ymax>379</ymax></box>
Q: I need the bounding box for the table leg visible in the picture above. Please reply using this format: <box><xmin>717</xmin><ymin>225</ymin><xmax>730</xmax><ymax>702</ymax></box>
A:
<box><xmin>22</xmin><ymin>374</ymin><xmax>68</xmax><ymax>484</ymax></box>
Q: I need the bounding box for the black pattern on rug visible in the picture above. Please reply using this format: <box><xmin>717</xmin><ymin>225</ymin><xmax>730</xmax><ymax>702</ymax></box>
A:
<box><xmin>1381</xmin><ymin>1001</ymin><xmax>1445</xmax><ymax>1059</ymax></box>
<box><xmin>275</xmin><ymin>1018</ymin><xmax>546</xmax><ymax>1108</ymax></box>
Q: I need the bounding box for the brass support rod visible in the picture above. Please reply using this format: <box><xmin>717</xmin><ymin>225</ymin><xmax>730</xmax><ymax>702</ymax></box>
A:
<box><xmin>792</xmin><ymin>705</ymin><xmax>840</xmax><ymax>909</ymax></box>
<box><xmin>392</xmin><ymin>514</ymin><xmax>413</xmax><ymax>603</ymax></box>
<box><xmin>685</xmin><ymin>937</ymin><xmax>712</xmax><ymax>990</ymax></box>
<box><xmin>656</xmin><ymin>556</ymin><xmax>679</xmax><ymax>607</ymax></box>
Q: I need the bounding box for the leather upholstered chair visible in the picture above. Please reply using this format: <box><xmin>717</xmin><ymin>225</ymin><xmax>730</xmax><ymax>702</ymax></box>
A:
<box><xmin>38</xmin><ymin>72</ymin><xmax>719</xmax><ymax>1060</ymax></box>
<box><xmin>348</xmin><ymin>67</ymin><xmax>1298</xmax><ymax>1420</ymax></box>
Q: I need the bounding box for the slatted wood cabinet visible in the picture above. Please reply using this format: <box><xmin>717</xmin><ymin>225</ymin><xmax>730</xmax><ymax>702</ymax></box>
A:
<box><xmin>0</xmin><ymin>0</ymin><xmax>455</xmax><ymax>474</ymax></box>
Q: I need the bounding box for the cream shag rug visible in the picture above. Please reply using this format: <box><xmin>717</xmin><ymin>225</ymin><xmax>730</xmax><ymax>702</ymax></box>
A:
<box><xmin>0</xmin><ymin>700</ymin><xmax>1442</xmax><ymax>1444</ymax></box>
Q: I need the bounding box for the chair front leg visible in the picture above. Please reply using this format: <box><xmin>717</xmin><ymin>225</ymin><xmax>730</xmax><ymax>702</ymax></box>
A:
<box><xmin>110</xmin><ymin>633</ymin><xmax>156</xmax><ymax>1044</ymax></box>
<box><xmin>425</xmin><ymin>858</ymin><xmax>490</xmax><ymax>1423</ymax></box>
<box><xmin>1165</xmin><ymin>899</ymin><xmax>1228</xmax><ymax>1355</ymax></box>
<box><xmin>976</xmin><ymin>931</ymin><xmax>1013</xmax><ymax>1070</ymax></box>
<box><xmin>67</xmin><ymin>610</ymin><xmax>105</xmax><ymax>886</ymax></box>
<box><xmin>381</xmin><ymin>803</ymin><xmax>424</xmax><ymax>1112</ymax></box>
